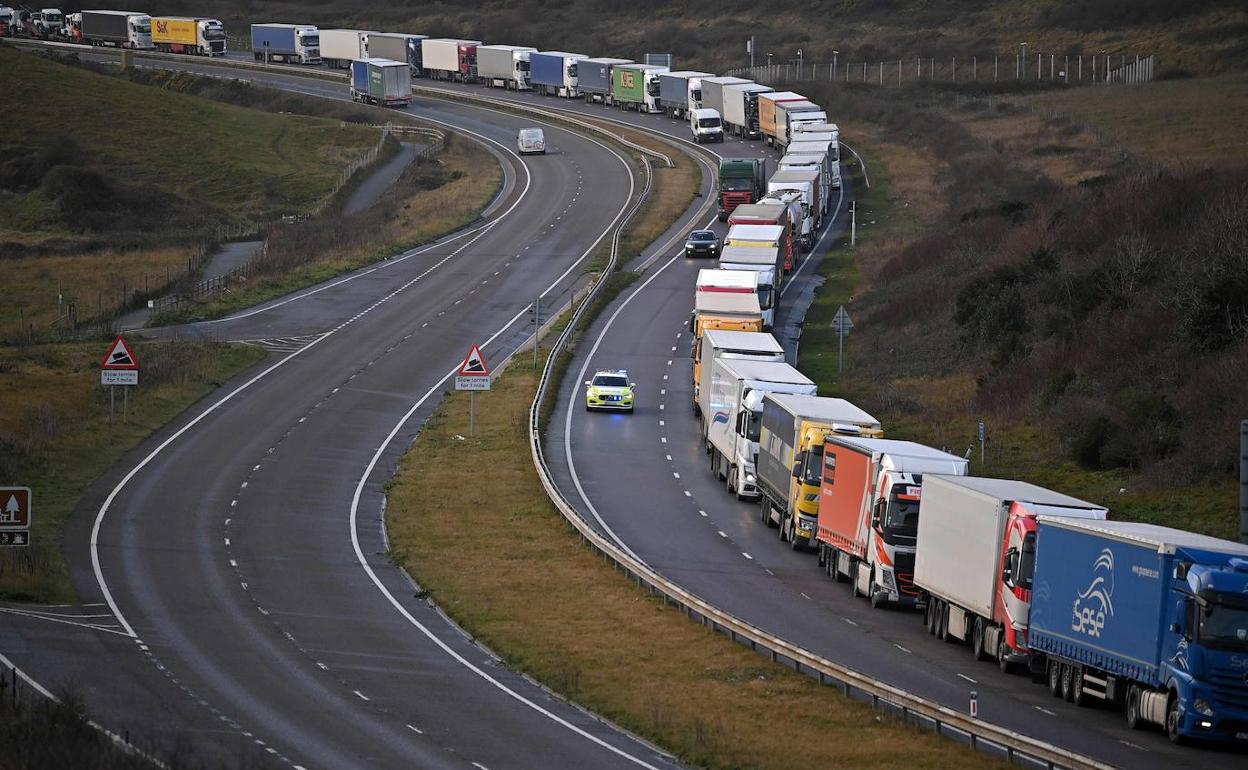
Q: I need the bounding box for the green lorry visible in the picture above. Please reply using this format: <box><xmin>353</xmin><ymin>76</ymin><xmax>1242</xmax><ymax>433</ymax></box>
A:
<box><xmin>718</xmin><ymin>158</ymin><xmax>767</xmax><ymax>221</ymax></box>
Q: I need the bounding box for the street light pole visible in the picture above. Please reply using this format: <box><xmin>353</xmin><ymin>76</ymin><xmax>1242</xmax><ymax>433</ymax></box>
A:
<box><xmin>1020</xmin><ymin>41</ymin><xmax>1027</xmax><ymax>80</ymax></box>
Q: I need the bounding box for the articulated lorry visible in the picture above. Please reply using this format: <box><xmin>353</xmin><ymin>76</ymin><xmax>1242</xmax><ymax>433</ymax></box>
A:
<box><xmin>150</xmin><ymin>16</ymin><xmax>225</xmax><ymax>56</ymax></box>
<box><xmin>251</xmin><ymin>23</ymin><xmax>320</xmax><ymax>64</ymax></box>
<box><xmin>578</xmin><ymin>57</ymin><xmax>631</xmax><ymax>103</ymax></box>
<box><xmin>612</xmin><ymin>63</ymin><xmax>667</xmax><ymax>113</ymax></box>
<box><xmin>1027</xmin><ymin>519</ymin><xmax>1248</xmax><ymax>744</ymax></box>
<box><xmin>757</xmin><ymin>91</ymin><xmax>806</xmax><ymax>146</ymax></box>
<box><xmin>350</xmin><ymin>58</ymin><xmax>411</xmax><ymax>107</ymax></box>
<box><xmin>788</xmin><ymin>138</ymin><xmax>840</xmax><ymax>192</ymax></box>
<box><xmin>477</xmin><ymin>44</ymin><xmax>536</xmax><ymax>89</ymax></box>
<box><xmin>725</xmin><ymin>224</ymin><xmax>791</xmax><ymax>276</ymax></box>
<box><xmin>688</xmin><ymin>281</ymin><xmax>764</xmax><ymax>357</ymax></box>
<box><xmin>915</xmin><ymin>476</ymin><xmax>1107</xmax><ymax>667</ymax></box>
<box><xmin>767</xmin><ymin>169</ymin><xmax>821</xmax><ymax>242</ymax></box>
<box><xmin>658</xmin><ymin>70</ymin><xmax>712</xmax><ymax>118</ymax></box>
<box><xmin>706</xmin><ymin>360</ymin><xmax>815</xmax><ymax>500</ymax></box>
<box><xmin>76</xmin><ymin>10</ymin><xmax>152</xmax><ymax>49</ymax></box>
<box><xmin>693</xmin><ymin>330</ymin><xmax>783</xmax><ymax>416</ymax></box>
<box><xmin>730</xmin><ymin>201</ymin><xmax>800</xmax><ymax>274</ymax></box>
<box><xmin>757</xmin><ymin>395</ymin><xmax>882</xmax><ymax>549</ymax></box>
<box><xmin>696</xmin><ymin>269</ymin><xmax>763</xmax><ymax>334</ymax></box>
<box><xmin>319</xmin><ymin>29</ymin><xmax>373</xmax><ymax>69</ymax></box>
<box><xmin>721</xmin><ymin>82</ymin><xmax>773</xmax><ymax>139</ymax></box>
<box><xmin>774</xmin><ymin>100</ymin><xmax>827</xmax><ymax>149</ymax></box>
<box><xmin>530</xmin><ymin>51</ymin><xmax>587</xmax><ymax>97</ymax></box>
<box><xmin>794</xmin><ymin>122</ymin><xmax>840</xmax><ymax>156</ymax></box>
<box><xmin>367</xmin><ymin>33</ymin><xmax>425</xmax><ymax>75</ymax></box>
<box><xmin>422</xmin><ymin>38</ymin><xmax>480</xmax><ymax>81</ymax></box>
<box><xmin>717</xmin><ymin>158</ymin><xmax>766</xmax><ymax>221</ymax></box>
<box><xmin>700</xmin><ymin>76</ymin><xmax>749</xmax><ymax>120</ymax></box>
<box><xmin>717</xmin><ymin>242</ymin><xmax>780</xmax><ymax>328</ymax></box>
<box><xmin>818</xmin><ymin>440</ymin><xmax>970</xmax><ymax>607</ymax></box>
<box><xmin>778</xmin><ymin>152</ymin><xmax>830</xmax><ymax>220</ymax></box>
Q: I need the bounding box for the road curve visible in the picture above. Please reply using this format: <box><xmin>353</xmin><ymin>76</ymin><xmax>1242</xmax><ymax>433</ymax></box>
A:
<box><xmin>3</xmin><ymin>56</ymin><xmax>689</xmax><ymax>770</ymax></box>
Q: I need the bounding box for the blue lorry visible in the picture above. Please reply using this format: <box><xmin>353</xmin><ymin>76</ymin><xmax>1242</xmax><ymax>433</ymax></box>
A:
<box><xmin>1028</xmin><ymin>518</ymin><xmax>1248</xmax><ymax>744</ymax></box>
<box><xmin>250</xmin><ymin>23</ymin><xmax>320</xmax><ymax>65</ymax></box>
<box><xmin>529</xmin><ymin>51</ymin><xmax>585</xmax><ymax>97</ymax></box>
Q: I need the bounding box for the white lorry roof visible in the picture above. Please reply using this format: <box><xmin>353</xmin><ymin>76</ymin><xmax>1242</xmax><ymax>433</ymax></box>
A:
<box><xmin>695</xmin><ymin>289</ymin><xmax>761</xmax><ymax>315</ymax></box>
<box><xmin>479</xmin><ymin>43</ymin><xmax>536</xmax><ymax>51</ymax></box>
<box><xmin>764</xmin><ymin>393</ymin><xmax>880</xmax><ymax>428</ymax></box>
<box><xmin>758</xmin><ymin>91</ymin><xmax>804</xmax><ymax>102</ymax></box>
<box><xmin>718</xmin><ymin>244</ymin><xmax>778</xmax><ymax>267</ymax></box>
<box><xmin>719</xmin><ymin>358</ymin><xmax>812</xmax><ymax>385</ymax></box>
<box><xmin>702</xmin><ymin>330</ymin><xmax>783</xmax><ymax>353</ymax></box>
<box><xmin>585</xmin><ymin>57</ymin><xmax>632</xmax><ymax>65</ymax></box>
<box><xmin>1036</xmin><ymin>518</ymin><xmax>1248</xmax><ymax>555</ymax></box>
<box><xmin>697</xmin><ymin>268</ymin><xmax>759</xmax><ymax>290</ymax></box>
<box><xmin>726</xmin><ymin>224</ymin><xmax>785</xmax><ymax>242</ymax></box>
<box><xmin>828</xmin><ymin>436</ymin><xmax>969</xmax><ymax>467</ymax></box>
<box><xmin>926</xmin><ymin>475</ymin><xmax>1104</xmax><ymax>510</ymax></box>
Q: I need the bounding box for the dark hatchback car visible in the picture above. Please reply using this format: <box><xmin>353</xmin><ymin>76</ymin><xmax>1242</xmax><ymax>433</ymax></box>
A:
<box><xmin>684</xmin><ymin>230</ymin><xmax>720</xmax><ymax>258</ymax></box>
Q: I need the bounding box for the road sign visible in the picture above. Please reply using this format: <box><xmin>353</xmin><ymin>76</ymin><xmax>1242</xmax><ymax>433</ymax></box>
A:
<box><xmin>101</xmin><ymin>335</ymin><xmax>140</xmax><ymax>370</ymax></box>
<box><xmin>0</xmin><ymin>532</ymin><xmax>29</xmax><ymax>547</ymax></box>
<box><xmin>101</xmin><ymin>369</ymin><xmax>140</xmax><ymax>386</ymax></box>
<box><xmin>458</xmin><ymin>344</ymin><xmax>490</xmax><ymax>377</ymax></box>
<box><xmin>0</xmin><ymin>487</ymin><xmax>31</xmax><ymax>529</ymax></box>
<box><xmin>455</xmin><ymin>344</ymin><xmax>491</xmax><ymax>391</ymax></box>
<box><xmin>455</xmin><ymin>376</ymin><xmax>492</xmax><ymax>391</ymax></box>
<box><xmin>831</xmin><ymin>305</ymin><xmax>854</xmax><ymax>334</ymax></box>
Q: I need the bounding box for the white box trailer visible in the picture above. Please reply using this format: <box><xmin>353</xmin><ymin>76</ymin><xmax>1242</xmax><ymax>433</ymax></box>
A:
<box><xmin>695</xmin><ymin>330</ymin><xmax>784</xmax><ymax>415</ymax></box>
<box><xmin>767</xmin><ymin>169</ymin><xmax>821</xmax><ymax>232</ymax></box>
<box><xmin>477</xmin><ymin>44</ymin><xmax>536</xmax><ymax>89</ymax></box>
<box><xmin>775</xmin><ymin>101</ymin><xmax>827</xmax><ymax>149</ymax></box>
<box><xmin>707</xmin><ymin>359</ymin><xmax>815</xmax><ymax>499</ymax></box>
<box><xmin>788</xmin><ymin>139</ymin><xmax>840</xmax><ymax>191</ymax></box>
<box><xmin>700</xmin><ymin>76</ymin><xmax>751</xmax><ymax>118</ymax></box>
<box><xmin>319</xmin><ymin>29</ymin><xmax>373</xmax><ymax>69</ymax></box>
<box><xmin>422</xmin><ymin>38</ymin><xmax>480</xmax><ymax>80</ymax></box>
<box><xmin>722</xmin><ymin>82</ymin><xmax>772</xmax><ymax>138</ymax></box>
<box><xmin>779</xmin><ymin>152</ymin><xmax>829</xmax><ymax>217</ymax></box>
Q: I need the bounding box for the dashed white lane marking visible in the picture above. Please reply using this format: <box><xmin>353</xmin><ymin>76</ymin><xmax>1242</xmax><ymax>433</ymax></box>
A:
<box><xmin>764</xmin><ymin>568</ymin><xmax>775</xmax><ymax>575</ymax></box>
<box><xmin>665</xmin><ymin>454</ymin><xmax>672</xmax><ymax>461</ymax></box>
<box><xmin>842</xmin><ymin>617</ymin><xmax>858</xmax><ymax>626</ymax></box>
<box><xmin>316</xmin><ymin>662</ymin><xmax>328</xmax><ymax>670</ymax></box>
<box><xmin>801</xmin><ymin>592</ymin><xmax>812</xmax><ymax>600</ymax></box>
<box><xmin>660</xmin><ymin>437</ymin><xmax>667</xmax><ymax>443</ymax></box>
<box><xmin>1036</xmin><ymin>706</ymin><xmax>1058</xmax><ymax>716</ymax></box>
<box><xmin>240</xmin><ymin>481</ymin><xmax>248</xmax><ymax>488</ymax></box>
<box><xmin>253</xmin><ymin>464</ymin><xmax>260</xmax><ymax>471</ymax></box>
<box><xmin>473</xmin><ymin>763</ymin><xmax>491</xmax><ymax>770</ymax></box>
<box><xmin>230</xmin><ymin>500</ymin><xmax>237</xmax><ymax>507</ymax></box>
<box><xmin>223</xmin><ymin>538</ymin><xmax>230</xmax><ymax>546</ymax></box>
<box><xmin>894</xmin><ymin>644</ymin><xmax>911</xmax><ymax>653</ymax></box>
<box><xmin>683</xmin><ymin>491</ymin><xmax>692</xmax><ymax>497</ymax></box>
<box><xmin>229</xmin><ymin>560</ymin><xmax>237</xmax><ymax>568</ymax></box>
<box><xmin>958</xmin><ymin>673</ymin><xmax>977</xmax><ymax>684</ymax></box>
<box><xmin>699</xmin><ymin>511</ymin><xmax>708</xmax><ymax>517</ymax></box>
<box><xmin>666</xmin><ymin>359</ymin><xmax>672</xmax><ymax>366</ymax></box>
<box><xmin>407</xmin><ymin>724</ymin><xmax>424</xmax><ymax>734</ymax></box>
<box><xmin>662</xmin><ymin>374</ymin><xmax>668</xmax><ymax>381</ymax></box>
<box><xmin>670</xmin><ymin>346</ymin><xmax>676</xmax><ymax>352</ymax></box>
<box><xmin>717</xmin><ymin>531</ymin><xmax>728</xmax><ymax>538</ymax></box>
<box><xmin>659</xmin><ymin>420</ymin><xmax>665</xmax><ymax>427</ymax></box>
<box><xmin>672</xmin><ymin>472</ymin><xmax>680</xmax><ymax>479</ymax></box>
<box><xmin>659</xmin><ymin>404</ymin><xmax>665</xmax><ymax>411</ymax></box>
<box><xmin>353</xmin><ymin>690</ymin><xmax>369</xmax><ymax>701</ymax></box>
<box><xmin>742</xmin><ymin>552</ymin><xmax>753</xmax><ymax>560</ymax></box>
<box><xmin>1119</xmin><ymin>740</ymin><xmax>1146</xmax><ymax>750</ymax></box>
<box><xmin>660</xmin><ymin>388</ymin><xmax>666</xmax><ymax>395</ymax></box>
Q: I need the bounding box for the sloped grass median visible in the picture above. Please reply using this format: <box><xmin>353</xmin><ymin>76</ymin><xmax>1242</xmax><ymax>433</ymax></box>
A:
<box><xmin>385</xmin><ymin>365</ymin><xmax>992</xmax><ymax>770</ymax></box>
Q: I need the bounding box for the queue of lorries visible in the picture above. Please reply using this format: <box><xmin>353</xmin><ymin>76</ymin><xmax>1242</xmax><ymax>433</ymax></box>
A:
<box><xmin>688</xmin><ymin>262</ymin><xmax>1248</xmax><ymax>746</ymax></box>
<box><xmin>6</xmin><ymin>5</ymin><xmax>1247</xmax><ymax>750</ymax></box>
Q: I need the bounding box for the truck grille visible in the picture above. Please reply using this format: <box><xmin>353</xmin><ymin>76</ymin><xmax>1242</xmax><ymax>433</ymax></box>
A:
<box><xmin>894</xmin><ymin>553</ymin><xmax>919</xmax><ymax>597</ymax></box>
<box><xmin>721</xmin><ymin>192</ymin><xmax>752</xmax><ymax>213</ymax></box>
<box><xmin>1209</xmin><ymin>668</ymin><xmax>1248</xmax><ymax>710</ymax></box>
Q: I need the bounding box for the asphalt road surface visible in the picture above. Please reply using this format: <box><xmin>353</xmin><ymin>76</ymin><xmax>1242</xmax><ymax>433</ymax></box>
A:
<box><xmin>3</xmin><ymin>53</ymin><xmax>691</xmax><ymax>770</ymax></box>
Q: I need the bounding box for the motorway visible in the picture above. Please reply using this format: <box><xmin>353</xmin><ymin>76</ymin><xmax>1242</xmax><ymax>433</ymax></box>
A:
<box><xmin>5</xmin><ymin>46</ymin><xmax>1242</xmax><ymax>768</ymax></box>
<box><xmin>2</xmin><ymin>55</ymin><xmax>692</xmax><ymax>770</ymax></box>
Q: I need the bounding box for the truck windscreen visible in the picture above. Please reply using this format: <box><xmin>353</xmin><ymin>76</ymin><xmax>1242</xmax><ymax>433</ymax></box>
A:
<box><xmin>1017</xmin><ymin>532</ymin><xmax>1036</xmax><ymax>589</ymax></box>
<box><xmin>699</xmin><ymin>118</ymin><xmax>722</xmax><ymax>128</ymax></box>
<box><xmin>801</xmin><ymin>445</ymin><xmax>823</xmax><ymax>486</ymax></box>
<box><xmin>303</xmin><ymin>35</ymin><xmax>320</xmax><ymax>46</ymax></box>
<box><xmin>721</xmin><ymin>179</ymin><xmax>755</xmax><ymax>191</ymax></box>
<box><xmin>1200</xmin><ymin>603</ymin><xmax>1248</xmax><ymax>650</ymax></box>
<box><xmin>758</xmin><ymin>285</ymin><xmax>774</xmax><ymax>310</ymax></box>
<box><xmin>883</xmin><ymin>497</ymin><xmax>919</xmax><ymax>541</ymax></box>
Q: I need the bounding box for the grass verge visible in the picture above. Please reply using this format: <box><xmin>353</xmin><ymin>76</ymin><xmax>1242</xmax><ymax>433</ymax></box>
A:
<box><xmin>147</xmin><ymin>133</ymin><xmax>499</xmax><ymax>325</ymax></box>
<box><xmin>385</xmin><ymin>363</ymin><xmax>993</xmax><ymax>770</ymax></box>
<box><xmin>0</xmin><ymin>338</ymin><xmax>266</xmax><ymax>602</ymax></box>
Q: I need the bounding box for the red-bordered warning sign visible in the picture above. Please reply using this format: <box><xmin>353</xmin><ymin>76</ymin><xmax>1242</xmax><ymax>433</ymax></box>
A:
<box><xmin>457</xmin><ymin>344</ymin><xmax>490</xmax><ymax>377</ymax></box>
<box><xmin>101</xmin><ymin>335</ymin><xmax>140</xmax><ymax>370</ymax></box>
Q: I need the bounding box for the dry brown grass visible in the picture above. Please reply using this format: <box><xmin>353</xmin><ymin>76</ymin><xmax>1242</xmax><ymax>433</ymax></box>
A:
<box><xmin>1020</xmin><ymin>72</ymin><xmax>1248</xmax><ymax>169</ymax></box>
<box><xmin>948</xmin><ymin>103</ymin><xmax>1114</xmax><ymax>186</ymax></box>
<box><xmin>1</xmin><ymin>245</ymin><xmax>198</xmax><ymax>334</ymax></box>
<box><xmin>385</xmin><ymin>365</ymin><xmax>995</xmax><ymax>770</ymax></box>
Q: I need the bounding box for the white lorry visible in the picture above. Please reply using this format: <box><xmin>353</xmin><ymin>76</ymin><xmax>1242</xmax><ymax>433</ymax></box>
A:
<box><xmin>775</xmin><ymin>101</ymin><xmax>828</xmax><ymax>150</ymax></box>
<box><xmin>477</xmin><ymin>44</ymin><xmax>537</xmax><ymax>90</ymax></box>
<box><xmin>778</xmin><ymin>152</ymin><xmax>830</xmax><ymax>219</ymax></box>
<box><xmin>689</xmin><ymin>108</ymin><xmax>724</xmax><ymax>144</ymax></box>
<box><xmin>715</xmin><ymin>245</ymin><xmax>779</xmax><ymax>329</ymax></box>
<box><xmin>694</xmin><ymin>330</ymin><xmax>784</xmax><ymax>416</ymax></box>
<box><xmin>706</xmin><ymin>359</ymin><xmax>815</xmax><ymax>500</ymax></box>
<box><xmin>766</xmin><ymin>170</ymin><xmax>821</xmax><ymax>237</ymax></box>
<box><xmin>319</xmin><ymin>29</ymin><xmax>373</xmax><ymax>69</ymax></box>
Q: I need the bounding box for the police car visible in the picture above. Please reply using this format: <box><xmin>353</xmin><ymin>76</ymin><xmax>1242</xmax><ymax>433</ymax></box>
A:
<box><xmin>584</xmin><ymin>369</ymin><xmax>635</xmax><ymax>412</ymax></box>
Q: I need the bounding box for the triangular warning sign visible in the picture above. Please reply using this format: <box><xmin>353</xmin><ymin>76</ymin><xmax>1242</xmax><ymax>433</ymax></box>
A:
<box><xmin>458</xmin><ymin>344</ymin><xmax>490</xmax><ymax>376</ymax></box>
<box><xmin>101</xmin><ymin>336</ymin><xmax>140</xmax><ymax>370</ymax></box>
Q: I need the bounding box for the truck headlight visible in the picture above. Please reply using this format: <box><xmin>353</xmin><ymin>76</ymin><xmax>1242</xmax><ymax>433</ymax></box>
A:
<box><xmin>744</xmin><ymin>473</ymin><xmax>755</xmax><ymax>483</ymax></box>
<box><xmin>880</xmin><ymin>570</ymin><xmax>897</xmax><ymax>590</ymax></box>
<box><xmin>1193</xmin><ymin>698</ymin><xmax>1214</xmax><ymax>717</ymax></box>
<box><xmin>798</xmin><ymin>519</ymin><xmax>814</xmax><ymax>531</ymax></box>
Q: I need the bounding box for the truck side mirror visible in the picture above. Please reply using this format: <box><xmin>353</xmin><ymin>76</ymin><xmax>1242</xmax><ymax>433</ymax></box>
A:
<box><xmin>688</xmin><ymin>312</ymin><xmax>695</xmax><ymax>334</ymax></box>
<box><xmin>1170</xmin><ymin>622</ymin><xmax>1182</xmax><ymax>634</ymax></box>
<box><xmin>792</xmin><ymin>451</ymin><xmax>805</xmax><ymax>478</ymax></box>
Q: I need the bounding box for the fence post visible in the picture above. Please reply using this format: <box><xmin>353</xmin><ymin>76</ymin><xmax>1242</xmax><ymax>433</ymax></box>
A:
<box><xmin>994</xmin><ymin>55</ymin><xmax>998</xmax><ymax>82</ymax></box>
<box><xmin>973</xmin><ymin>55</ymin><xmax>977</xmax><ymax>80</ymax></box>
<box><xmin>879</xmin><ymin>61</ymin><xmax>883</xmax><ymax>85</ymax></box>
<box><xmin>952</xmin><ymin>56</ymin><xmax>956</xmax><ymax>82</ymax></box>
<box><xmin>898</xmin><ymin>60</ymin><xmax>902</xmax><ymax>86</ymax></box>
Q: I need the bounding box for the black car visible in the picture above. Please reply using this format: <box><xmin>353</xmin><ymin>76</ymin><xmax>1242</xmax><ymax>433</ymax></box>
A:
<box><xmin>684</xmin><ymin>230</ymin><xmax>720</xmax><ymax>259</ymax></box>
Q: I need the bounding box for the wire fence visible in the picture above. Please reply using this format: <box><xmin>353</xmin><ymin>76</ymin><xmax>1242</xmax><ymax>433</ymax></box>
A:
<box><xmin>728</xmin><ymin>53</ymin><xmax>1157</xmax><ymax>87</ymax></box>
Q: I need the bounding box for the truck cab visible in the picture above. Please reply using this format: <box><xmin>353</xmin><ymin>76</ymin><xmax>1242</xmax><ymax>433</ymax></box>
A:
<box><xmin>717</xmin><ymin>158</ymin><xmax>766</xmax><ymax>221</ymax></box>
<box><xmin>33</xmin><ymin>8</ymin><xmax>63</xmax><ymax>38</ymax></box>
<box><xmin>690</xmin><ymin>108</ymin><xmax>724</xmax><ymax>144</ymax></box>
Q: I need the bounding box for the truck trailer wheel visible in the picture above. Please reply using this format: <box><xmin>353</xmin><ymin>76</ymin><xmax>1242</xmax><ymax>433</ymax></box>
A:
<box><xmin>971</xmin><ymin>618</ymin><xmax>989</xmax><ymax>661</ymax></box>
<box><xmin>1047</xmin><ymin>660</ymin><xmax>1063</xmax><ymax>697</ymax></box>
<box><xmin>1125</xmin><ymin>685</ymin><xmax>1143</xmax><ymax>730</ymax></box>
<box><xmin>1071</xmin><ymin>666</ymin><xmax>1088</xmax><ymax>706</ymax></box>
<box><xmin>1060</xmin><ymin>662</ymin><xmax>1076</xmax><ymax>702</ymax></box>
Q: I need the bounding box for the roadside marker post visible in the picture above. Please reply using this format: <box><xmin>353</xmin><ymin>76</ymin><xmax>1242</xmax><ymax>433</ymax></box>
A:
<box><xmin>455</xmin><ymin>344</ymin><xmax>491</xmax><ymax>436</ymax></box>
<box><xmin>101</xmin><ymin>335</ymin><xmax>140</xmax><ymax>428</ymax></box>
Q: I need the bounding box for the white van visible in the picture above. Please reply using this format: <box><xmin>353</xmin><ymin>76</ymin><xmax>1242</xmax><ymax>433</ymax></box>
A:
<box><xmin>517</xmin><ymin>128</ymin><xmax>546</xmax><ymax>155</ymax></box>
<box><xmin>690</xmin><ymin>108</ymin><xmax>724</xmax><ymax>144</ymax></box>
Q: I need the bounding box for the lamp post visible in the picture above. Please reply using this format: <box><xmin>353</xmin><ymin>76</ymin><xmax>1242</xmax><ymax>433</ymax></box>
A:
<box><xmin>796</xmin><ymin>48</ymin><xmax>803</xmax><ymax>79</ymax></box>
<box><xmin>833</xmin><ymin>49</ymin><xmax>839</xmax><ymax>81</ymax></box>
<box><xmin>1020</xmin><ymin>41</ymin><xmax>1027</xmax><ymax>80</ymax></box>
